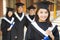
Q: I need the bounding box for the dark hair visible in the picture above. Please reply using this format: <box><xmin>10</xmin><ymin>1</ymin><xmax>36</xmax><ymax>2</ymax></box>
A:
<box><xmin>35</xmin><ymin>8</ymin><xmax>52</xmax><ymax>27</ymax></box>
<box><xmin>6</xmin><ymin>10</ymin><xmax>14</xmax><ymax>18</ymax></box>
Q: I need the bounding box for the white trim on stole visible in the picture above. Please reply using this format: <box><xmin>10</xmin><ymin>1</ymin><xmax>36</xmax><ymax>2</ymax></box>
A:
<box><xmin>25</xmin><ymin>14</ymin><xmax>35</xmax><ymax>22</ymax></box>
<box><xmin>3</xmin><ymin>17</ymin><xmax>14</xmax><ymax>24</ymax></box>
<box><xmin>3</xmin><ymin>17</ymin><xmax>15</xmax><ymax>29</ymax></box>
<box><xmin>31</xmin><ymin>21</ymin><xmax>56</xmax><ymax>37</ymax></box>
<box><xmin>14</xmin><ymin>12</ymin><xmax>24</xmax><ymax>21</ymax></box>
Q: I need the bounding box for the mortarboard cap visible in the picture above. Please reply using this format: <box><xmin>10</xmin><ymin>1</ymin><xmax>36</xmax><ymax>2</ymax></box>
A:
<box><xmin>15</xmin><ymin>2</ymin><xmax>24</xmax><ymax>7</ymax></box>
<box><xmin>6</xmin><ymin>7</ymin><xmax>14</xmax><ymax>17</ymax></box>
<box><xmin>27</xmin><ymin>5</ymin><xmax>36</xmax><ymax>10</ymax></box>
<box><xmin>7</xmin><ymin>7</ymin><xmax>14</xmax><ymax>11</ymax></box>
<box><xmin>36</xmin><ymin>1</ymin><xmax>54</xmax><ymax>9</ymax></box>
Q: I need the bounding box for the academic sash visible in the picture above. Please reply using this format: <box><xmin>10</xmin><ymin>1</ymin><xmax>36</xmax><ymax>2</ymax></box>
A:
<box><xmin>3</xmin><ymin>17</ymin><xmax>15</xmax><ymax>30</ymax></box>
<box><xmin>14</xmin><ymin>12</ymin><xmax>25</xmax><ymax>21</ymax></box>
<box><xmin>31</xmin><ymin>21</ymin><xmax>57</xmax><ymax>40</ymax></box>
<box><xmin>25</xmin><ymin>14</ymin><xmax>35</xmax><ymax>22</ymax></box>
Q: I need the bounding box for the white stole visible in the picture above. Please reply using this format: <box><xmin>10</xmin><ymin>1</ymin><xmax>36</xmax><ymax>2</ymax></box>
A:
<box><xmin>3</xmin><ymin>17</ymin><xmax>14</xmax><ymax>24</ymax></box>
<box><xmin>31</xmin><ymin>21</ymin><xmax>48</xmax><ymax>37</ymax></box>
<box><xmin>25</xmin><ymin>14</ymin><xmax>35</xmax><ymax>22</ymax></box>
<box><xmin>3</xmin><ymin>17</ymin><xmax>15</xmax><ymax>29</ymax></box>
<box><xmin>31</xmin><ymin>21</ymin><xmax>56</xmax><ymax>37</ymax></box>
<box><xmin>14</xmin><ymin>12</ymin><xmax>24</xmax><ymax>21</ymax></box>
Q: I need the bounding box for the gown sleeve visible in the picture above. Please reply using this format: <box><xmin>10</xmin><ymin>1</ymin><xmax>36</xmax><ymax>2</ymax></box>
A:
<box><xmin>53</xmin><ymin>25</ymin><xmax>59</xmax><ymax>40</ymax></box>
<box><xmin>24</xmin><ymin>16</ymin><xmax>28</xmax><ymax>28</ymax></box>
<box><xmin>1</xmin><ymin>19</ymin><xmax>6</xmax><ymax>31</ymax></box>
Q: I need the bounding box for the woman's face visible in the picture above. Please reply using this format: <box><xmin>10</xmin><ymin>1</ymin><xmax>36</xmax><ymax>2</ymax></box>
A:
<box><xmin>29</xmin><ymin>9</ymin><xmax>35</xmax><ymax>15</ymax></box>
<box><xmin>8</xmin><ymin>11</ymin><xmax>13</xmax><ymax>17</ymax></box>
<box><xmin>37</xmin><ymin>9</ymin><xmax>48</xmax><ymax>22</ymax></box>
<box><xmin>17</xmin><ymin>6</ymin><xmax>23</xmax><ymax>13</ymax></box>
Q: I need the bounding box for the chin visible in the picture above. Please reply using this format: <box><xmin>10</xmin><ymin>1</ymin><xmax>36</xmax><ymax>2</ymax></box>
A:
<box><xmin>9</xmin><ymin>16</ymin><xmax>12</xmax><ymax>17</ymax></box>
<box><xmin>41</xmin><ymin>19</ymin><xmax>46</xmax><ymax>21</ymax></box>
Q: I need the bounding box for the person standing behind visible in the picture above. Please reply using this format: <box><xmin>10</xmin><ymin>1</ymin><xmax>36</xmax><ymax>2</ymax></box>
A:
<box><xmin>14</xmin><ymin>2</ymin><xmax>26</xmax><ymax>40</ymax></box>
<box><xmin>1</xmin><ymin>7</ymin><xmax>15</xmax><ymax>40</ymax></box>
<box><xmin>25</xmin><ymin>5</ymin><xmax>36</xmax><ymax>40</ymax></box>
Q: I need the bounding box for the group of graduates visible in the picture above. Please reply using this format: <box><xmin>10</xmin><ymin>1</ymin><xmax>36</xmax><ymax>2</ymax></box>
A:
<box><xmin>1</xmin><ymin>0</ymin><xmax>59</xmax><ymax>40</ymax></box>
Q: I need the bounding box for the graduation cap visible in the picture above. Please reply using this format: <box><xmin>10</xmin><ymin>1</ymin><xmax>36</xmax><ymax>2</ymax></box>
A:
<box><xmin>27</xmin><ymin>5</ymin><xmax>36</xmax><ymax>10</ymax></box>
<box><xmin>15</xmin><ymin>2</ymin><xmax>24</xmax><ymax>7</ymax></box>
<box><xmin>36</xmin><ymin>1</ymin><xmax>54</xmax><ymax>9</ymax></box>
<box><xmin>6</xmin><ymin>7</ymin><xmax>14</xmax><ymax>17</ymax></box>
<box><xmin>7</xmin><ymin>7</ymin><xmax>14</xmax><ymax>11</ymax></box>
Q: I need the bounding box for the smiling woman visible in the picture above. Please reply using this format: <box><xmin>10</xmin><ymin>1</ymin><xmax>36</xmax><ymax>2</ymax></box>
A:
<box><xmin>37</xmin><ymin>9</ymin><xmax>49</xmax><ymax>22</ymax></box>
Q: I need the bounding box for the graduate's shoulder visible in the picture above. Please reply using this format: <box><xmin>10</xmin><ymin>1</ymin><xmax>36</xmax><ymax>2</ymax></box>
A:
<box><xmin>2</xmin><ymin>17</ymin><xmax>6</xmax><ymax>21</ymax></box>
<box><xmin>1</xmin><ymin>17</ymin><xmax>7</xmax><ymax>23</ymax></box>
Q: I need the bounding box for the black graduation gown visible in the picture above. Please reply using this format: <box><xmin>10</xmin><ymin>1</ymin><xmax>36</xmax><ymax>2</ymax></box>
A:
<box><xmin>1</xmin><ymin>17</ymin><xmax>16</xmax><ymax>40</ymax></box>
<box><xmin>25</xmin><ymin>15</ymin><xmax>35</xmax><ymax>40</ymax></box>
<box><xmin>27</xmin><ymin>22</ymin><xmax>59</xmax><ymax>40</ymax></box>
<box><xmin>14</xmin><ymin>13</ymin><xmax>26</xmax><ymax>40</ymax></box>
<box><xmin>1</xmin><ymin>19</ymin><xmax>7</xmax><ymax>40</ymax></box>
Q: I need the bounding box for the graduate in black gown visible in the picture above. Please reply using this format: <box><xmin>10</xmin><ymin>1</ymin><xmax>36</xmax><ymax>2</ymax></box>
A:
<box><xmin>27</xmin><ymin>1</ymin><xmax>59</xmax><ymax>40</ymax></box>
<box><xmin>25</xmin><ymin>5</ymin><xmax>36</xmax><ymax>40</ymax></box>
<box><xmin>33</xmin><ymin>3</ymin><xmax>37</xmax><ymax>14</ymax></box>
<box><xmin>1</xmin><ymin>7</ymin><xmax>15</xmax><ymax>40</ymax></box>
<box><xmin>14</xmin><ymin>2</ymin><xmax>26</xmax><ymax>40</ymax></box>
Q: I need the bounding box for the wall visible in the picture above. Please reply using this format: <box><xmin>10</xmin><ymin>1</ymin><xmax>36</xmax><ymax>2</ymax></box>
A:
<box><xmin>0</xmin><ymin>0</ymin><xmax>3</xmax><ymax>17</ymax></box>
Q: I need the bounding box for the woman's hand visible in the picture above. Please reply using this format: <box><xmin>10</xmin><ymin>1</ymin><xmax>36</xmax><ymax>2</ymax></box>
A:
<box><xmin>7</xmin><ymin>28</ymin><xmax>11</xmax><ymax>31</ymax></box>
<box><xmin>45</xmin><ymin>30</ymin><xmax>54</xmax><ymax>40</ymax></box>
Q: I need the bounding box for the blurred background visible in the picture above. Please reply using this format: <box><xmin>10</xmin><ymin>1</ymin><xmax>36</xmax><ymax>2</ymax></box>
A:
<box><xmin>0</xmin><ymin>0</ymin><xmax>60</xmax><ymax>40</ymax></box>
